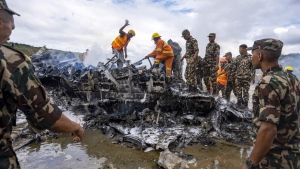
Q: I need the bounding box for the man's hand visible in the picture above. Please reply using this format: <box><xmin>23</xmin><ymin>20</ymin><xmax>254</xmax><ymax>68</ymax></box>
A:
<box><xmin>71</xmin><ymin>123</ymin><xmax>84</xmax><ymax>142</ymax></box>
<box><xmin>242</xmin><ymin>165</ymin><xmax>248</xmax><ymax>169</ymax></box>
<box><xmin>49</xmin><ymin>114</ymin><xmax>85</xmax><ymax>142</ymax></box>
<box><xmin>125</xmin><ymin>19</ymin><xmax>130</xmax><ymax>26</ymax></box>
<box><xmin>180</xmin><ymin>56</ymin><xmax>185</xmax><ymax>62</ymax></box>
<box><xmin>191</xmin><ymin>58</ymin><xmax>196</xmax><ymax>64</ymax></box>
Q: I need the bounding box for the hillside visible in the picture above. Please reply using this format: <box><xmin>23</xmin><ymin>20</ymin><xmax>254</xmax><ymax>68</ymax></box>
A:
<box><xmin>4</xmin><ymin>42</ymin><xmax>42</xmax><ymax>56</ymax></box>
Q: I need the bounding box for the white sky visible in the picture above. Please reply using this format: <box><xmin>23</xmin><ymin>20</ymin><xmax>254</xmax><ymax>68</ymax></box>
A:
<box><xmin>8</xmin><ymin>0</ymin><xmax>300</xmax><ymax>66</ymax></box>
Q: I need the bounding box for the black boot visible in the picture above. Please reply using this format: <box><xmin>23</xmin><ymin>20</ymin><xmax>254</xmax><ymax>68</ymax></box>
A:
<box><xmin>192</xmin><ymin>87</ymin><xmax>198</xmax><ymax>93</ymax></box>
<box><xmin>237</xmin><ymin>100</ymin><xmax>242</xmax><ymax>107</ymax></box>
<box><xmin>243</xmin><ymin>100</ymin><xmax>248</xmax><ymax>109</ymax></box>
<box><xmin>188</xmin><ymin>86</ymin><xmax>197</xmax><ymax>94</ymax></box>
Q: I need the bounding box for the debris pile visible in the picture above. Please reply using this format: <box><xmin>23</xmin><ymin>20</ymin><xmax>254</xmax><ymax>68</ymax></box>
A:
<box><xmin>28</xmin><ymin>50</ymin><xmax>252</xmax><ymax>168</ymax></box>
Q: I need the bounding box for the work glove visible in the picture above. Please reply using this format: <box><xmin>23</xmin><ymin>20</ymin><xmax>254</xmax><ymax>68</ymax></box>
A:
<box><xmin>144</xmin><ymin>56</ymin><xmax>149</xmax><ymax>59</ymax></box>
<box><xmin>152</xmin><ymin>68</ymin><xmax>159</xmax><ymax>74</ymax></box>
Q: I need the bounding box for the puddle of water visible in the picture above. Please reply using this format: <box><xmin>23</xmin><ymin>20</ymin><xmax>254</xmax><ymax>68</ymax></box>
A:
<box><xmin>16</xmin><ymin>128</ymin><xmax>252</xmax><ymax>169</ymax></box>
<box><xmin>17</xmin><ymin>129</ymin><xmax>159</xmax><ymax>169</ymax></box>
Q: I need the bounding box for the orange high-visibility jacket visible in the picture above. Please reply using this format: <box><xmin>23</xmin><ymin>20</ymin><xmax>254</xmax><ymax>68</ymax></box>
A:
<box><xmin>217</xmin><ymin>67</ymin><xmax>227</xmax><ymax>86</ymax></box>
<box><xmin>148</xmin><ymin>39</ymin><xmax>174</xmax><ymax>58</ymax></box>
<box><xmin>112</xmin><ymin>34</ymin><xmax>130</xmax><ymax>50</ymax></box>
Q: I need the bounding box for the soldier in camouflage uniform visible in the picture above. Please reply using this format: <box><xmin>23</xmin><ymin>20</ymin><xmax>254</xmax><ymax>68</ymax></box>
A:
<box><xmin>243</xmin><ymin>38</ymin><xmax>300</xmax><ymax>169</ymax></box>
<box><xmin>0</xmin><ymin>1</ymin><xmax>84</xmax><ymax>168</ymax></box>
<box><xmin>222</xmin><ymin>52</ymin><xmax>236</xmax><ymax>101</ymax></box>
<box><xmin>203</xmin><ymin>33</ymin><xmax>220</xmax><ymax>95</ymax></box>
<box><xmin>234</xmin><ymin>44</ymin><xmax>255</xmax><ymax>108</ymax></box>
<box><xmin>168</xmin><ymin>39</ymin><xmax>183</xmax><ymax>81</ymax></box>
<box><xmin>180</xmin><ymin>29</ymin><xmax>199</xmax><ymax>92</ymax></box>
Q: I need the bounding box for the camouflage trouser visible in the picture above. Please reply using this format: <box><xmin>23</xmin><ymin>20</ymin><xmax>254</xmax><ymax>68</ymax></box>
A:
<box><xmin>172</xmin><ymin>53</ymin><xmax>183</xmax><ymax>80</ymax></box>
<box><xmin>216</xmin><ymin>82</ymin><xmax>226</xmax><ymax>97</ymax></box>
<box><xmin>225</xmin><ymin>81</ymin><xmax>234</xmax><ymax>101</ymax></box>
<box><xmin>0</xmin><ymin>139</ymin><xmax>20</xmax><ymax>169</ymax></box>
<box><xmin>196</xmin><ymin>56</ymin><xmax>203</xmax><ymax>90</ymax></box>
<box><xmin>259</xmin><ymin>150</ymin><xmax>300</xmax><ymax>168</ymax></box>
<box><xmin>112</xmin><ymin>48</ymin><xmax>125</xmax><ymax>69</ymax></box>
<box><xmin>203</xmin><ymin>64</ymin><xmax>217</xmax><ymax>93</ymax></box>
<box><xmin>235</xmin><ymin>78</ymin><xmax>250</xmax><ymax>101</ymax></box>
<box><xmin>196</xmin><ymin>74</ymin><xmax>203</xmax><ymax>90</ymax></box>
<box><xmin>184</xmin><ymin>61</ymin><xmax>197</xmax><ymax>88</ymax></box>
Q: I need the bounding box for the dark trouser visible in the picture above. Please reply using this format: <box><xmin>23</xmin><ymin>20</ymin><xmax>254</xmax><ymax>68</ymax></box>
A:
<box><xmin>172</xmin><ymin>53</ymin><xmax>183</xmax><ymax>80</ymax></box>
<box><xmin>225</xmin><ymin>81</ymin><xmax>234</xmax><ymax>101</ymax></box>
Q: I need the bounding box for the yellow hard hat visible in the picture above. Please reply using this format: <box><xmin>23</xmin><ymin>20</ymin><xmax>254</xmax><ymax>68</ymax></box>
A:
<box><xmin>151</xmin><ymin>32</ymin><xmax>161</xmax><ymax>40</ymax></box>
<box><xmin>128</xmin><ymin>29</ymin><xmax>135</xmax><ymax>36</ymax></box>
<box><xmin>285</xmin><ymin>66</ymin><xmax>293</xmax><ymax>71</ymax></box>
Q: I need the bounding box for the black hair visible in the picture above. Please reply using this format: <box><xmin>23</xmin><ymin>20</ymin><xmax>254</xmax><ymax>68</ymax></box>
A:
<box><xmin>259</xmin><ymin>50</ymin><xmax>281</xmax><ymax>62</ymax></box>
<box><xmin>239</xmin><ymin>44</ymin><xmax>247</xmax><ymax>49</ymax></box>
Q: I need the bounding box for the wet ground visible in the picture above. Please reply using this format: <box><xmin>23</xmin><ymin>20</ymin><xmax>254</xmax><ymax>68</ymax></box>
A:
<box><xmin>15</xmin><ymin>86</ymin><xmax>255</xmax><ymax>169</ymax></box>
<box><xmin>16</xmin><ymin>128</ymin><xmax>252</xmax><ymax>169</ymax></box>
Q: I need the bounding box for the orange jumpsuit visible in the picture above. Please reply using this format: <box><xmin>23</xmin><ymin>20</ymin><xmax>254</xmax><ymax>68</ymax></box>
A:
<box><xmin>147</xmin><ymin>38</ymin><xmax>174</xmax><ymax>76</ymax></box>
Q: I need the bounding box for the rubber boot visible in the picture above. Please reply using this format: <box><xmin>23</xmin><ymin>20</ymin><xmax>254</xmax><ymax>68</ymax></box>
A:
<box><xmin>192</xmin><ymin>87</ymin><xmax>198</xmax><ymax>94</ymax></box>
<box><xmin>243</xmin><ymin>100</ymin><xmax>248</xmax><ymax>109</ymax></box>
<box><xmin>237</xmin><ymin>100</ymin><xmax>242</xmax><ymax>108</ymax></box>
<box><xmin>188</xmin><ymin>86</ymin><xmax>193</xmax><ymax>92</ymax></box>
<box><xmin>188</xmin><ymin>86</ymin><xmax>197</xmax><ymax>94</ymax></box>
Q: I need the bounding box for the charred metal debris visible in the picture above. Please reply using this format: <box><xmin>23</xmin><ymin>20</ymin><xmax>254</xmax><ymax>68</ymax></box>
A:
<box><xmin>30</xmin><ymin>50</ymin><xmax>252</xmax><ymax>167</ymax></box>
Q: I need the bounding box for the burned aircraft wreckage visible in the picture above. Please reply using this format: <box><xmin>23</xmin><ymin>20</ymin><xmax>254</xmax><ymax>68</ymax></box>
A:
<box><xmin>26</xmin><ymin>49</ymin><xmax>252</xmax><ymax>167</ymax></box>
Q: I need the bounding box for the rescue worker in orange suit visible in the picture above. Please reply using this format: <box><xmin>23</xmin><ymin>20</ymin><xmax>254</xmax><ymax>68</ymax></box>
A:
<box><xmin>111</xmin><ymin>20</ymin><xmax>135</xmax><ymax>69</ymax></box>
<box><xmin>216</xmin><ymin>57</ymin><xmax>228</xmax><ymax>97</ymax></box>
<box><xmin>145</xmin><ymin>33</ymin><xmax>174</xmax><ymax>83</ymax></box>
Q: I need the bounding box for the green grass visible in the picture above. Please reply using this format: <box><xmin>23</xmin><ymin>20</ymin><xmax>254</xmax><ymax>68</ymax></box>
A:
<box><xmin>4</xmin><ymin>42</ymin><xmax>42</xmax><ymax>56</ymax></box>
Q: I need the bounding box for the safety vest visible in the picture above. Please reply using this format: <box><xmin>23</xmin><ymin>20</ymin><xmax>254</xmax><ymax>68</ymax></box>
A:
<box><xmin>217</xmin><ymin>67</ymin><xmax>227</xmax><ymax>86</ymax></box>
<box><xmin>149</xmin><ymin>39</ymin><xmax>174</xmax><ymax>57</ymax></box>
<box><xmin>112</xmin><ymin>34</ymin><xmax>130</xmax><ymax>50</ymax></box>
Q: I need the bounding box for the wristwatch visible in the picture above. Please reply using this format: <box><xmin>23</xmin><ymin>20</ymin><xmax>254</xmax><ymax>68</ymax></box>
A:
<box><xmin>246</xmin><ymin>158</ymin><xmax>259</xmax><ymax>169</ymax></box>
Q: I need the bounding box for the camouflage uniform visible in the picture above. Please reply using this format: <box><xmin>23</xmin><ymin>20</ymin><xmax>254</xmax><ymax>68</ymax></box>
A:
<box><xmin>170</xmin><ymin>42</ymin><xmax>183</xmax><ymax>80</ymax></box>
<box><xmin>252</xmin><ymin>66</ymin><xmax>300</xmax><ymax>168</ymax></box>
<box><xmin>223</xmin><ymin>59</ymin><xmax>236</xmax><ymax>100</ymax></box>
<box><xmin>184</xmin><ymin>36</ymin><xmax>199</xmax><ymax>88</ymax></box>
<box><xmin>0</xmin><ymin>45</ymin><xmax>62</xmax><ymax>169</ymax></box>
<box><xmin>233</xmin><ymin>54</ymin><xmax>255</xmax><ymax>103</ymax></box>
<box><xmin>196</xmin><ymin>56</ymin><xmax>203</xmax><ymax>90</ymax></box>
<box><xmin>249</xmin><ymin>38</ymin><xmax>300</xmax><ymax>168</ymax></box>
<box><xmin>203</xmin><ymin>41</ymin><xmax>220</xmax><ymax>93</ymax></box>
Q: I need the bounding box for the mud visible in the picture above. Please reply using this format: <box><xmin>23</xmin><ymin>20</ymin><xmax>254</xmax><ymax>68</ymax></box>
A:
<box><xmin>16</xmin><ymin>128</ymin><xmax>251</xmax><ymax>169</ymax></box>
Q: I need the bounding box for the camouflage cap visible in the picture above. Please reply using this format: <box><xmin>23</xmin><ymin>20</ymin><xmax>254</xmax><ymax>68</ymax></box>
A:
<box><xmin>182</xmin><ymin>29</ymin><xmax>190</xmax><ymax>37</ymax></box>
<box><xmin>0</xmin><ymin>0</ymin><xmax>20</xmax><ymax>16</ymax></box>
<box><xmin>247</xmin><ymin>38</ymin><xmax>283</xmax><ymax>53</ymax></box>
<box><xmin>207</xmin><ymin>33</ymin><xmax>216</xmax><ymax>37</ymax></box>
